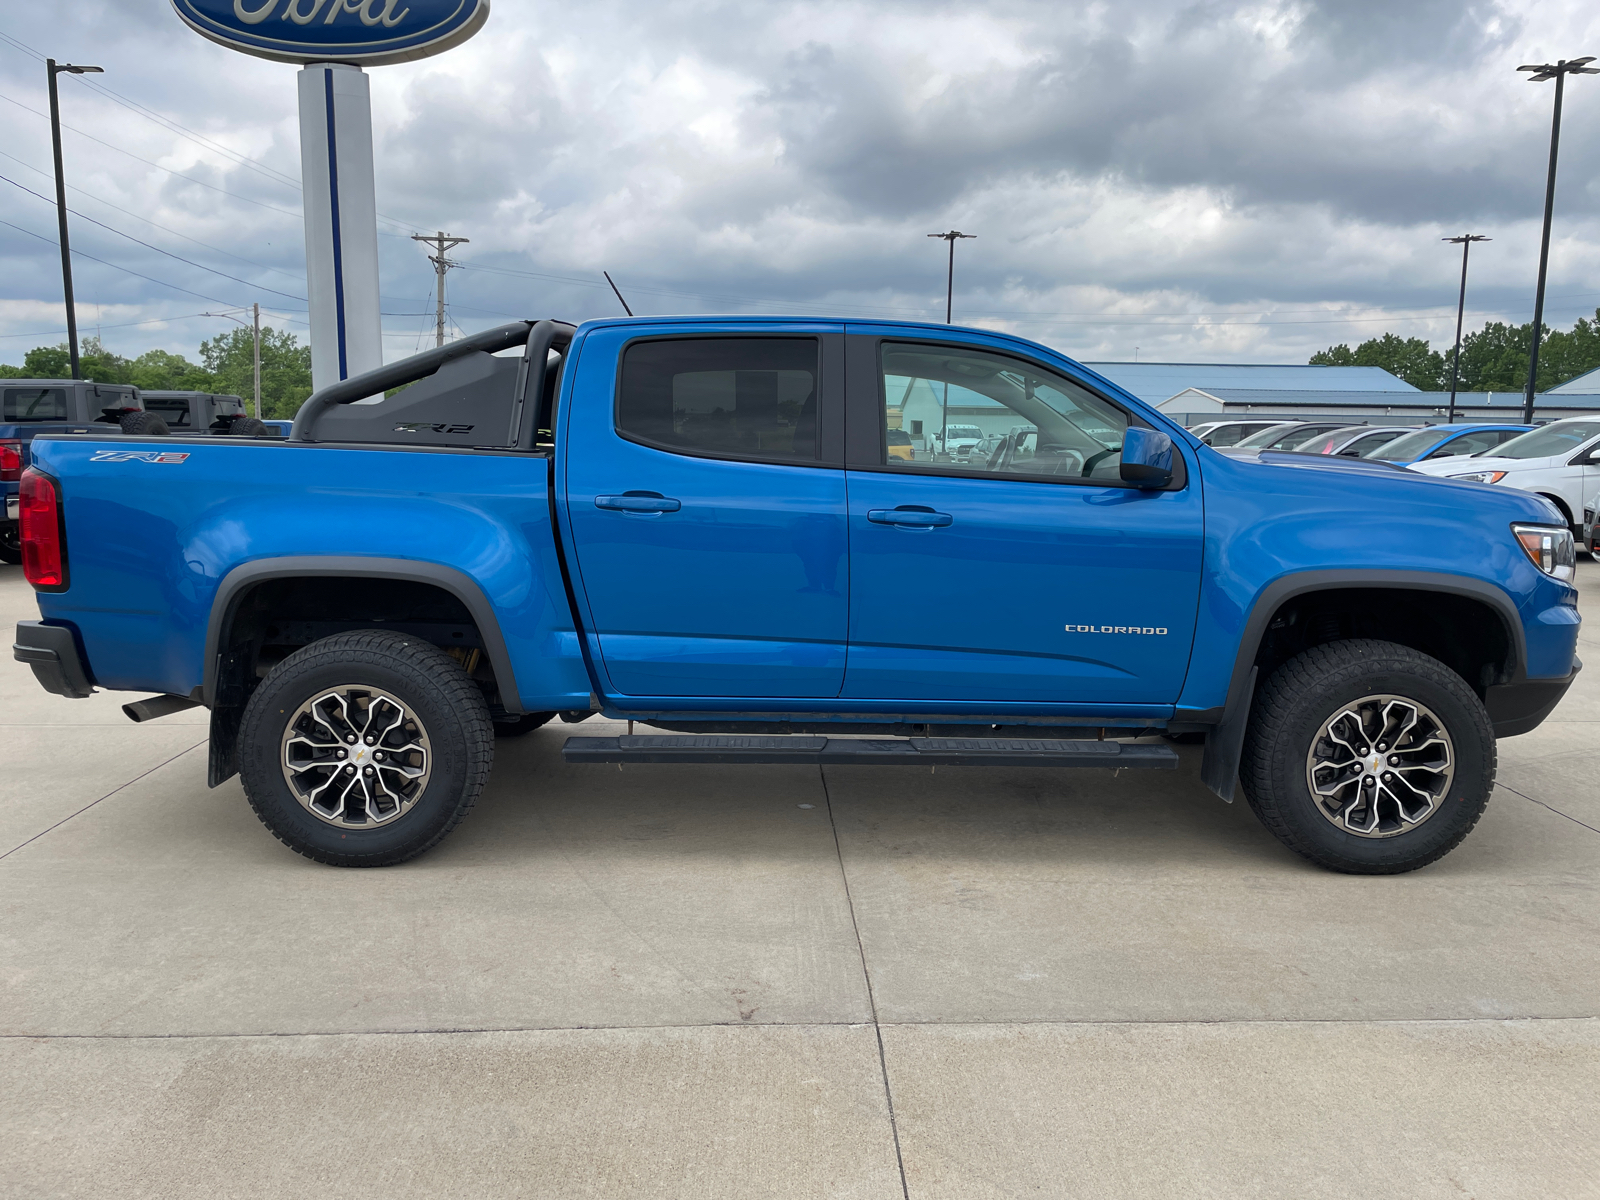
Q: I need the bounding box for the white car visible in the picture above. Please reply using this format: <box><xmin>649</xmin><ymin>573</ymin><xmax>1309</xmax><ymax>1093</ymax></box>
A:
<box><xmin>1410</xmin><ymin>415</ymin><xmax>1600</xmax><ymax>537</ymax></box>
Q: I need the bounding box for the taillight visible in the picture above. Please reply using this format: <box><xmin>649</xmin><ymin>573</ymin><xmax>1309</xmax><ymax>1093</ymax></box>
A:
<box><xmin>0</xmin><ymin>440</ymin><xmax>20</xmax><ymax>482</ymax></box>
<box><xmin>20</xmin><ymin>468</ymin><xmax>68</xmax><ymax>591</ymax></box>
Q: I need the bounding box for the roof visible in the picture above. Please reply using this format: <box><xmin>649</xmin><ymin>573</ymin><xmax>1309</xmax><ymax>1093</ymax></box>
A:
<box><xmin>1548</xmin><ymin>366</ymin><xmax>1600</xmax><ymax>394</ymax></box>
<box><xmin>1081</xmin><ymin>362</ymin><xmax>1414</xmax><ymax>404</ymax></box>
<box><xmin>1159</xmin><ymin>387</ymin><xmax>1600</xmax><ymax>414</ymax></box>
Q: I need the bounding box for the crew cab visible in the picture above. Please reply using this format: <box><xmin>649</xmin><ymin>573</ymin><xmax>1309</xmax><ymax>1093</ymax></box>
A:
<box><xmin>11</xmin><ymin>318</ymin><xmax>1584</xmax><ymax>875</ymax></box>
<box><xmin>1</xmin><ymin>379</ymin><xmax>143</xmax><ymax>564</ymax></box>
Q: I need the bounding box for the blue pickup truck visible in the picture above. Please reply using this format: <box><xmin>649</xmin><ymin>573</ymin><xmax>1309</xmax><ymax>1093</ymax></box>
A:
<box><xmin>10</xmin><ymin>318</ymin><xmax>1583</xmax><ymax>874</ymax></box>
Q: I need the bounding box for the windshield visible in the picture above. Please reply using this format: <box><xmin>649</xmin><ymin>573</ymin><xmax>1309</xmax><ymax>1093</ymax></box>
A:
<box><xmin>1370</xmin><ymin>428</ymin><xmax>1454</xmax><ymax>461</ymax></box>
<box><xmin>1239</xmin><ymin>424</ymin><xmax>1342</xmax><ymax>450</ymax></box>
<box><xmin>1491</xmin><ymin>420</ymin><xmax>1600</xmax><ymax>460</ymax></box>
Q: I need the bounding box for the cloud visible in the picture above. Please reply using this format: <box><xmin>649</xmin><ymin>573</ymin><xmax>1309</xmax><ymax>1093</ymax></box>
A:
<box><xmin>1</xmin><ymin>0</ymin><xmax>1598</xmax><ymax>368</ymax></box>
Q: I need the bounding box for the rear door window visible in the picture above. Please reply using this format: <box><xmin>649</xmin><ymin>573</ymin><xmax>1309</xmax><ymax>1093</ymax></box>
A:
<box><xmin>143</xmin><ymin>397</ymin><xmax>193</xmax><ymax>427</ymax></box>
<box><xmin>617</xmin><ymin>338</ymin><xmax>822</xmax><ymax>464</ymax></box>
<box><xmin>4</xmin><ymin>388</ymin><xmax>67</xmax><ymax>422</ymax></box>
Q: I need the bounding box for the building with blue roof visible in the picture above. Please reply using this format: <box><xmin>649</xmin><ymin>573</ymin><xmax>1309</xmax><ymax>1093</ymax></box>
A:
<box><xmin>1081</xmin><ymin>362</ymin><xmax>1413</xmax><ymax>405</ymax></box>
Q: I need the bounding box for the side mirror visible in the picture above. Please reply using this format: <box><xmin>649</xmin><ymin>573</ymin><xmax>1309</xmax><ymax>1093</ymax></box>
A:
<box><xmin>1120</xmin><ymin>427</ymin><xmax>1174</xmax><ymax>488</ymax></box>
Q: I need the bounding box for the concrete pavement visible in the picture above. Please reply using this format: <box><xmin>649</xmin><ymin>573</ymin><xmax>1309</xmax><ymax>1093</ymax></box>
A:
<box><xmin>2</xmin><ymin>562</ymin><xmax>1598</xmax><ymax>1198</ymax></box>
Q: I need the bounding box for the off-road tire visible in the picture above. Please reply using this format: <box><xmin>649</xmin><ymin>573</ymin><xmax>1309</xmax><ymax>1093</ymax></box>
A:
<box><xmin>0</xmin><ymin>524</ymin><xmax>19</xmax><ymax>565</ymax></box>
<box><xmin>237</xmin><ymin>630</ymin><xmax>493</xmax><ymax>866</ymax></box>
<box><xmin>119</xmin><ymin>411</ymin><xmax>170</xmax><ymax>436</ymax></box>
<box><xmin>494</xmin><ymin>711</ymin><xmax>556</xmax><ymax>737</ymax></box>
<box><xmin>1239</xmin><ymin>638</ymin><xmax>1494</xmax><ymax>874</ymax></box>
<box><xmin>228</xmin><ymin>417</ymin><xmax>269</xmax><ymax>437</ymax></box>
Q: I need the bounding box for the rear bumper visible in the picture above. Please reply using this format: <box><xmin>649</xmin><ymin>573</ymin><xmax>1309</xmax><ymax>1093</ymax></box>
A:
<box><xmin>1485</xmin><ymin>658</ymin><xmax>1581</xmax><ymax>738</ymax></box>
<box><xmin>12</xmin><ymin>621</ymin><xmax>94</xmax><ymax>699</ymax></box>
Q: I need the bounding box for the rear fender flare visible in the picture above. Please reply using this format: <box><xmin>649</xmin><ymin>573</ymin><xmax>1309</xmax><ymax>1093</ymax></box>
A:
<box><xmin>202</xmin><ymin>556</ymin><xmax>522</xmax><ymax>713</ymax></box>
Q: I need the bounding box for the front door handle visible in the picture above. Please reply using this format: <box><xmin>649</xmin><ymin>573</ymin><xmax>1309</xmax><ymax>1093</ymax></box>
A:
<box><xmin>595</xmin><ymin>491</ymin><xmax>682</xmax><ymax>514</ymax></box>
<box><xmin>867</xmin><ymin>506</ymin><xmax>953</xmax><ymax>528</ymax></box>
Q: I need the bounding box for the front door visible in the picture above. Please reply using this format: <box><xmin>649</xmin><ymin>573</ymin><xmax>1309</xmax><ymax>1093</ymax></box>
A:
<box><xmin>564</xmin><ymin>327</ymin><xmax>848</xmax><ymax>698</ymax></box>
<box><xmin>842</xmin><ymin>334</ymin><xmax>1204</xmax><ymax>705</ymax></box>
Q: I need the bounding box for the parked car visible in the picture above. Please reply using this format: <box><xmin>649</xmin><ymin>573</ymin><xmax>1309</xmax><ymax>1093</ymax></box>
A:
<box><xmin>139</xmin><ymin>391</ymin><xmax>271</xmax><ymax>437</ymax></box>
<box><xmin>1410</xmin><ymin>416</ymin><xmax>1600</xmax><ymax>537</ymax></box>
<box><xmin>885</xmin><ymin>428</ymin><xmax>915</xmax><ymax>460</ymax></box>
<box><xmin>1296</xmin><ymin>426</ymin><xmax>1414</xmax><ymax>458</ymax></box>
<box><xmin>13</xmin><ymin>317</ymin><xmax>1580</xmax><ymax>876</ymax></box>
<box><xmin>1</xmin><ymin>379</ymin><xmax>145</xmax><ymax>564</ymax></box>
<box><xmin>1366</xmin><ymin>424</ymin><xmax>1534</xmax><ymax>466</ymax></box>
<box><xmin>1235</xmin><ymin>421</ymin><xmax>1359</xmax><ymax>451</ymax></box>
<box><xmin>932</xmin><ymin>423</ymin><xmax>985</xmax><ymax>458</ymax></box>
<box><xmin>1188</xmin><ymin>419</ymin><xmax>1293</xmax><ymax>447</ymax></box>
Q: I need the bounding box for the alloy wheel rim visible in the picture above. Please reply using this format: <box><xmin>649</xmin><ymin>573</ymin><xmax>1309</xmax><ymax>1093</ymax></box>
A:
<box><xmin>281</xmin><ymin>686</ymin><xmax>431</xmax><ymax>827</ymax></box>
<box><xmin>1303</xmin><ymin>693</ymin><xmax>1455</xmax><ymax>839</ymax></box>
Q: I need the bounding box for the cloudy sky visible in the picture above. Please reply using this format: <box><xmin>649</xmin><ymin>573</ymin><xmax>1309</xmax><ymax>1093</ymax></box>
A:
<box><xmin>2</xmin><ymin>0</ymin><xmax>1599</xmax><ymax>369</ymax></box>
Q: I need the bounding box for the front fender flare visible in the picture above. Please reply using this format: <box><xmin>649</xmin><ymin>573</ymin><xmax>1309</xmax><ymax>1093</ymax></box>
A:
<box><xmin>1199</xmin><ymin>569</ymin><xmax>1524</xmax><ymax>802</ymax></box>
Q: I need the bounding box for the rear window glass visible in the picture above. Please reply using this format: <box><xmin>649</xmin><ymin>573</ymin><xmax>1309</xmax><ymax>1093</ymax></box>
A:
<box><xmin>617</xmin><ymin>338</ymin><xmax>820</xmax><ymax>463</ymax></box>
<box><xmin>4</xmin><ymin>388</ymin><xmax>67</xmax><ymax>422</ymax></box>
<box><xmin>143</xmin><ymin>397</ymin><xmax>193</xmax><ymax>427</ymax></box>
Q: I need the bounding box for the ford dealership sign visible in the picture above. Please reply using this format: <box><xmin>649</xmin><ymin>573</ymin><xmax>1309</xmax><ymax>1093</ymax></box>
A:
<box><xmin>171</xmin><ymin>0</ymin><xmax>489</xmax><ymax>66</ymax></box>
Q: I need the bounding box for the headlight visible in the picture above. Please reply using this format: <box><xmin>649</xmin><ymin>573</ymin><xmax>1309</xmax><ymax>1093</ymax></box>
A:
<box><xmin>1450</xmin><ymin>470</ymin><xmax>1507</xmax><ymax>484</ymax></box>
<box><xmin>1512</xmin><ymin>523</ymin><xmax>1576</xmax><ymax>582</ymax></box>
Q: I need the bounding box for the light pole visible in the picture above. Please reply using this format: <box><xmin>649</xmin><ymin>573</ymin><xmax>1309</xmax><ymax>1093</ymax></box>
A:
<box><xmin>46</xmin><ymin>59</ymin><xmax>103</xmax><ymax>381</ymax></box>
<box><xmin>1442</xmin><ymin>235</ymin><xmax>1489</xmax><ymax>424</ymax></box>
<box><xmin>927</xmin><ymin>230</ymin><xmax>976</xmax><ymax>324</ymax></box>
<box><xmin>201</xmin><ymin>305</ymin><xmax>263</xmax><ymax>418</ymax></box>
<box><xmin>1516</xmin><ymin>56</ymin><xmax>1597</xmax><ymax>423</ymax></box>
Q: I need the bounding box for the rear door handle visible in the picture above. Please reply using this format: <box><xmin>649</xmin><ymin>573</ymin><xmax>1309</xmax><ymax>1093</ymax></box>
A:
<box><xmin>595</xmin><ymin>492</ymin><xmax>682</xmax><ymax>513</ymax></box>
<box><xmin>867</xmin><ymin>507</ymin><xmax>953</xmax><ymax>528</ymax></box>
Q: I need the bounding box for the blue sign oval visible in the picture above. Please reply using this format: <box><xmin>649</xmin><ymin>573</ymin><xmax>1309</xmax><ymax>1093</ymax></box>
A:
<box><xmin>172</xmin><ymin>0</ymin><xmax>489</xmax><ymax>66</ymax></box>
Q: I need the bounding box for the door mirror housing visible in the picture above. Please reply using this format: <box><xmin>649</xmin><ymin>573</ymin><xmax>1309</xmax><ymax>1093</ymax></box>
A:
<box><xmin>1120</xmin><ymin>427</ymin><xmax>1174</xmax><ymax>488</ymax></box>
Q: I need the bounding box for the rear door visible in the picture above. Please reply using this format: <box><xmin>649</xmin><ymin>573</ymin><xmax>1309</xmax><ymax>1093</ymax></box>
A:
<box><xmin>840</xmin><ymin>330</ymin><xmax>1204</xmax><ymax>705</ymax></box>
<box><xmin>563</xmin><ymin>325</ymin><xmax>848</xmax><ymax>698</ymax></box>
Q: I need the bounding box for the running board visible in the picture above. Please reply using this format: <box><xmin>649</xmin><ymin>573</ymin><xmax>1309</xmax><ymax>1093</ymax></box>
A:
<box><xmin>562</xmin><ymin>735</ymin><xmax>1179</xmax><ymax>768</ymax></box>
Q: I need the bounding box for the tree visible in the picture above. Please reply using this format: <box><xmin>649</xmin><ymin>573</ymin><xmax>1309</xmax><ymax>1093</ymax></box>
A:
<box><xmin>198</xmin><ymin>326</ymin><xmax>312</xmax><ymax>419</ymax></box>
<box><xmin>1310</xmin><ymin>334</ymin><xmax>1445</xmax><ymax>390</ymax></box>
<box><xmin>129</xmin><ymin>349</ymin><xmax>216</xmax><ymax>392</ymax></box>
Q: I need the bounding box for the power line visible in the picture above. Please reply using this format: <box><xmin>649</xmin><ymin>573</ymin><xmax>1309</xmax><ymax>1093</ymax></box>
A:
<box><xmin>0</xmin><ymin>171</ymin><xmax>307</xmax><ymax>301</ymax></box>
<box><xmin>0</xmin><ymin>147</ymin><xmax>309</xmax><ymax>285</ymax></box>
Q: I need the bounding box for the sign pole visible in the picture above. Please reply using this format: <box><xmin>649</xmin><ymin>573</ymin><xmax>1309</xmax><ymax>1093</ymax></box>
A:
<box><xmin>297</xmin><ymin>62</ymin><xmax>383</xmax><ymax>390</ymax></box>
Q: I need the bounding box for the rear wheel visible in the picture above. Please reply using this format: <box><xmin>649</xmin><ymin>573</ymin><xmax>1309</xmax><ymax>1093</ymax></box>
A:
<box><xmin>0</xmin><ymin>524</ymin><xmax>20</xmax><ymax>565</ymax></box>
<box><xmin>1240</xmin><ymin>639</ymin><xmax>1494</xmax><ymax>874</ymax></box>
<box><xmin>237</xmin><ymin>631</ymin><xmax>493</xmax><ymax>866</ymax></box>
<box><xmin>119</xmin><ymin>411</ymin><xmax>170</xmax><ymax>436</ymax></box>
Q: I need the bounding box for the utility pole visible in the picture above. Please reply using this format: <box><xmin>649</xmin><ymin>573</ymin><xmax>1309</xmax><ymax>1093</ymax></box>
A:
<box><xmin>412</xmin><ymin>230</ymin><xmax>469</xmax><ymax>348</ymax></box>
<box><xmin>927</xmin><ymin>230</ymin><xmax>976</xmax><ymax>323</ymax></box>
<box><xmin>1516</xmin><ymin>57</ymin><xmax>1596</xmax><ymax>423</ymax></box>
<box><xmin>202</xmin><ymin>307</ymin><xmax>264</xmax><ymax>418</ymax></box>
<box><xmin>1442</xmin><ymin>235</ymin><xmax>1489</xmax><ymax>425</ymax></box>
<box><xmin>46</xmin><ymin>59</ymin><xmax>103</xmax><ymax>380</ymax></box>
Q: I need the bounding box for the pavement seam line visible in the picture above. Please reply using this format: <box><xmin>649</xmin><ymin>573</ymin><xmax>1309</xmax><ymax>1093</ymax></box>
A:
<box><xmin>821</xmin><ymin>766</ymin><xmax>912</xmax><ymax>1200</ymax></box>
<box><xmin>0</xmin><ymin>739</ymin><xmax>209</xmax><ymax>862</ymax></box>
<box><xmin>7</xmin><ymin>1014</ymin><xmax>1600</xmax><ymax>1041</ymax></box>
<box><xmin>1497</xmin><ymin>781</ymin><xmax>1600</xmax><ymax>837</ymax></box>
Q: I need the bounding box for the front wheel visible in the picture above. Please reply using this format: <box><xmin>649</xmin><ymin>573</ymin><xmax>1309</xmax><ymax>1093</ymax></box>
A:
<box><xmin>237</xmin><ymin>631</ymin><xmax>494</xmax><ymax>866</ymax></box>
<box><xmin>1240</xmin><ymin>639</ymin><xmax>1494</xmax><ymax>874</ymax></box>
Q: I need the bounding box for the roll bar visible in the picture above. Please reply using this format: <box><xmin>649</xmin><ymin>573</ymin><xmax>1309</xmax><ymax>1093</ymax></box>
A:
<box><xmin>289</xmin><ymin>320</ymin><xmax>575</xmax><ymax>443</ymax></box>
